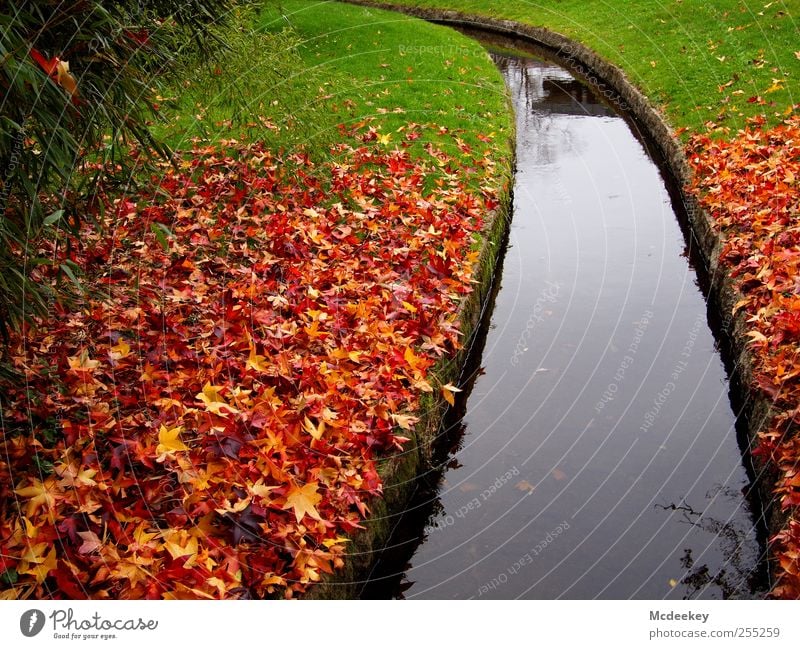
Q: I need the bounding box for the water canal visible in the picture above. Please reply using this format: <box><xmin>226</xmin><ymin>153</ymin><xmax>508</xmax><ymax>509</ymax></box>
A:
<box><xmin>362</xmin><ymin>37</ymin><xmax>768</xmax><ymax>600</ymax></box>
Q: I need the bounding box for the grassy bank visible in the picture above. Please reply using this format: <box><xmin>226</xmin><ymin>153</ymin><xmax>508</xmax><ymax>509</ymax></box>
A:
<box><xmin>0</xmin><ymin>2</ymin><xmax>512</xmax><ymax>599</ymax></box>
<box><xmin>153</xmin><ymin>0</ymin><xmax>511</xmax><ymax>158</ymax></box>
<box><xmin>357</xmin><ymin>0</ymin><xmax>798</xmax><ymax>134</ymax></box>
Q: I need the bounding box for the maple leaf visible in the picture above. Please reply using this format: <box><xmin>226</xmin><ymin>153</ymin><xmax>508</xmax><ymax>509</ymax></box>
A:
<box><xmin>19</xmin><ymin>546</ymin><xmax>58</xmax><ymax>584</ymax></box>
<box><xmin>247</xmin><ymin>347</ymin><xmax>270</xmax><ymax>373</ymax></box>
<box><xmin>303</xmin><ymin>416</ymin><xmax>326</xmax><ymax>440</ymax></box>
<box><xmin>404</xmin><ymin>346</ymin><xmax>425</xmax><ymax>371</ymax></box>
<box><xmin>162</xmin><ymin>530</ymin><xmax>199</xmax><ymax>565</ymax></box>
<box><xmin>441</xmin><ymin>382</ymin><xmax>462</xmax><ymax>406</ymax></box>
<box><xmin>56</xmin><ymin>60</ymin><xmax>77</xmax><ymax>96</ymax></box>
<box><xmin>30</xmin><ymin>48</ymin><xmax>58</xmax><ymax>76</ymax></box>
<box><xmin>516</xmin><ymin>480</ymin><xmax>536</xmax><ymax>493</ymax></box>
<box><xmin>390</xmin><ymin>413</ymin><xmax>418</xmax><ymax>430</ymax></box>
<box><xmin>196</xmin><ymin>383</ymin><xmax>239</xmax><ymax>415</ymax></box>
<box><xmin>78</xmin><ymin>530</ymin><xmax>103</xmax><ymax>555</ymax></box>
<box><xmin>114</xmin><ymin>561</ymin><xmax>150</xmax><ymax>588</ymax></box>
<box><xmin>284</xmin><ymin>482</ymin><xmax>323</xmax><ymax>522</ymax></box>
<box><xmin>109</xmin><ymin>339</ymin><xmax>131</xmax><ymax>361</ymax></box>
<box><xmin>250</xmin><ymin>480</ymin><xmax>277</xmax><ymax>502</ymax></box>
<box><xmin>156</xmin><ymin>424</ymin><xmax>189</xmax><ymax>459</ymax></box>
<box><xmin>67</xmin><ymin>349</ymin><xmax>100</xmax><ymax>371</ymax></box>
<box><xmin>322</xmin><ymin>536</ymin><xmax>350</xmax><ymax>549</ymax></box>
<box><xmin>214</xmin><ymin>497</ymin><xmax>251</xmax><ymax>515</ymax></box>
<box><xmin>15</xmin><ymin>478</ymin><xmax>57</xmax><ymax>517</ymax></box>
<box><xmin>746</xmin><ymin>330</ymin><xmax>769</xmax><ymax>345</ymax></box>
<box><xmin>55</xmin><ymin>463</ymin><xmax>98</xmax><ymax>488</ymax></box>
<box><xmin>129</xmin><ymin>525</ymin><xmax>159</xmax><ymax>553</ymax></box>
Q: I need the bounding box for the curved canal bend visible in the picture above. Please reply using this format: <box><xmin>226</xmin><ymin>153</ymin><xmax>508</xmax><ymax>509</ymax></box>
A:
<box><xmin>362</xmin><ymin>37</ymin><xmax>768</xmax><ymax>600</ymax></box>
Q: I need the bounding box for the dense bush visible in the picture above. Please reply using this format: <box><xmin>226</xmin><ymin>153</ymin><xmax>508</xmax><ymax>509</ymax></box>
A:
<box><xmin>0</xmin><ymin>0</ymin><xmax>238</xmax><ymax>336</ymax></box>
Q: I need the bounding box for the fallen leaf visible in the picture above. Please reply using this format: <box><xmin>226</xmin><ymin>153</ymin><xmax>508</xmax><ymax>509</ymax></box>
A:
<box><xmin>284</xmin><ymin>482</ymin><xmax>323</xmax><ymax>522</ymax></box>
<box><xmin>156</xmin><ymin>424</ymin><xmax>188</xmax><ymax>456</ymax></box>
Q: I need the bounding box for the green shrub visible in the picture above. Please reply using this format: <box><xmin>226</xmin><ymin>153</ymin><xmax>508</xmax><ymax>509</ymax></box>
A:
<box><xmin>0</xmin><ymin>0</ymin><xmax>239</xmax><ymax>336</ymax></box>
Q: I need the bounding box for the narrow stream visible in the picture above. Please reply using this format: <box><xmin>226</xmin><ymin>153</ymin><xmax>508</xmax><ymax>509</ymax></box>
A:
<box><xmin>363</xmin><ymin>41</ymin><xmax>768</xmax><ymax>599</ymax></box>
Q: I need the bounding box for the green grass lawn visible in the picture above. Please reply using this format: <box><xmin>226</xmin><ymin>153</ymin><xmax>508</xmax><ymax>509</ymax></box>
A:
<box><xmin>354</xmin><ymin>0</ymin><xmax>799</xmax><ymax>134</ymax></box>
<box><xmin>152</xmin><ymin>0</ymin><xmax>512</xmax><ymax>161</ymax></box>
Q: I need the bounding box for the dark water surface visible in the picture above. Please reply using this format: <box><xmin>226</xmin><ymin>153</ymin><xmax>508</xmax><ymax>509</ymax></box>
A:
<box><xmin>363</xmin><ymin>44</ymin><xmax>767</xmax><ymax>600</ymax></box>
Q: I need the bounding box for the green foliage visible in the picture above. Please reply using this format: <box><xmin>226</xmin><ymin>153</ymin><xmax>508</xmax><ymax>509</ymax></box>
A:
<box><xmin>0</xmin><ymin>0</ymin><xmax>238</xmax><ymax>334</ymax></box>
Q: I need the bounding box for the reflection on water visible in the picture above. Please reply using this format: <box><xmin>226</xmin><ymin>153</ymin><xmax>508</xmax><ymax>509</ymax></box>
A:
<box><xmin>362</xmin><ymin>43</ymin><xmax>767</xmax><ymax>600</ymax></box>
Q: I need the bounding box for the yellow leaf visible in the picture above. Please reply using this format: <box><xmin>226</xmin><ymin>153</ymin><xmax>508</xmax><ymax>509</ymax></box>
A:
<box><xmin>442</xmin><ymin>388</ymin><xmax>455</xmax><ymax>406</ymax></box>
<box><xmin>746</xmin><ymin>330</ymin><xmax>768</xmax><ymax>344</ymax></box>
<box><xmin>732</xmin><ymin>298</ymin><xmax>750</xmax><ymax>315</ymax></box>
<box><xmin>109</xmin><ymin>339</ymin><xmax>131</xmax><ymax>360</ymax></box>
<box><xmin>766</xmin><ymin>78</ymin><xmax>785</xmax><ymax>93</ymax></box>
<box><xmin>412</xmin><ymin>377</ymin><xmax>434</xmax><ymax>392</ymax></box>
<box><xmin>404</xmin><ymin>346</ymin><xmax>423</xmax><ymax>370</ymax></box>
<box><xmin>303</xmin><ymin>416</ymin><xmax>326</xmax><ymax>440</ymax></box>
<box><xmin>377</xmin><ymin>132</ymin><xmax>392</xmax><ymax>145</ymax></box>
<box><xmin>206</xmin><ymin>576</ymin><xmax>228</xmax><ymax>597</ymax></box>
<box><xmin>56</xmin><ymin>60</ymin><xmax>77</xmax><ymax>96</ymax></box>
<box><xmin>391</xmin><ymin>413</ymin><xmax>418</xmax><ymax>430</ymax></box>
<box><xmin>247</xmin><ymin>347</ymin><xmax>270</xmax><ymax>373</ymax></box>
<box><xmin>19</xmin><ymin>544</ymin><xmax>58</xmax><ymax>583</ymax></box>
<box><xmin>163</xmin><ymin>530</ymin><xmax>199</xmax><ymax>564</ymax></box>
<box><xmin>23</xmin><ymin>517</ymin><xmax>37</xmax><ymax>539</ymax></box>
<box><xmin>21</xmin><ymin>542</ymin><xmax>50</xmax><ymax>564</ymax></box>
<box><xmin>284</xmin><ymin>482</ymin><xmax>323</xmax><ymax>522</ymax></box>
<box><xmin>132</xmin><ymin>524</ymin><xmax>158</xmax><ymax>550</ymax></box>
<box><xmin>67</xmin><ymin>349</ymin><xmax>100</xmax><ymax>371</ymax></box>
<box><xmin>441</xmin><ymin>383</ymin><xmax>462</xmax><ymax>406</ymax></box>
<box><xmin>250</xmin><ymin>480</ymin><xmax>277</xmax><ymax>501</ymax></box>
<box><xmin>25</xmin><ymin>547</ymin><xmax>58</xmax><ymax>584</ymax></box>
<box><xmin>56</xmin><ymin>462</ymin><xmax>97</xmax><ymax>488</ymax></box>
<box><xmin>214</xmin><ymin>497</ymin><xmax>251</xmax><ymax>515</ymax></box>
<box><xmin>156</xmin><ymin>424</ymin><xmax>188</xmax><ymax>457</ymax></box>
<box><xmin>196</xmin><ymin>382</ymin><xmax>239</xmax><ymax>415</ymax></box>
<box><xmin>322</xmin><ymin>536</ymin><xmax>350</xmax><ymax>548</ymax></box>
<box><xmin>114</xmin><ymin>561</ymin><xmax>149</xmax><ymax>588</ymax></box>
<box><xmin>15</xmin><ymin>478</ymin><xmax>56</xmax><ymax>517</ymax></box>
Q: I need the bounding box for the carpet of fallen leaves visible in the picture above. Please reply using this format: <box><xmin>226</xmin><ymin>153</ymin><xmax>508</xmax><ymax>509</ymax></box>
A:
<box><xmin>0</xmin><ymin>123</ymin><xmax>501</xmax><ymax>599</ymax></box>
<box><xmin>687</xmin><ymin>109</ymin><xmax>800</xmax><ymax>598</ymax></box>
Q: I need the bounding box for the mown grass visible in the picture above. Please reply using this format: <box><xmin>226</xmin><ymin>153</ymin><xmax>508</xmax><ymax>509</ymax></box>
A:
<box><xmin>358</xmin><ymin>0</ymin><xmax>799</xmax><ymax>133</ymax></box>
<box><xmin>152</xmin><ymin>0</ymin><xmax>512</xmax><ymax>161</ymax></box>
